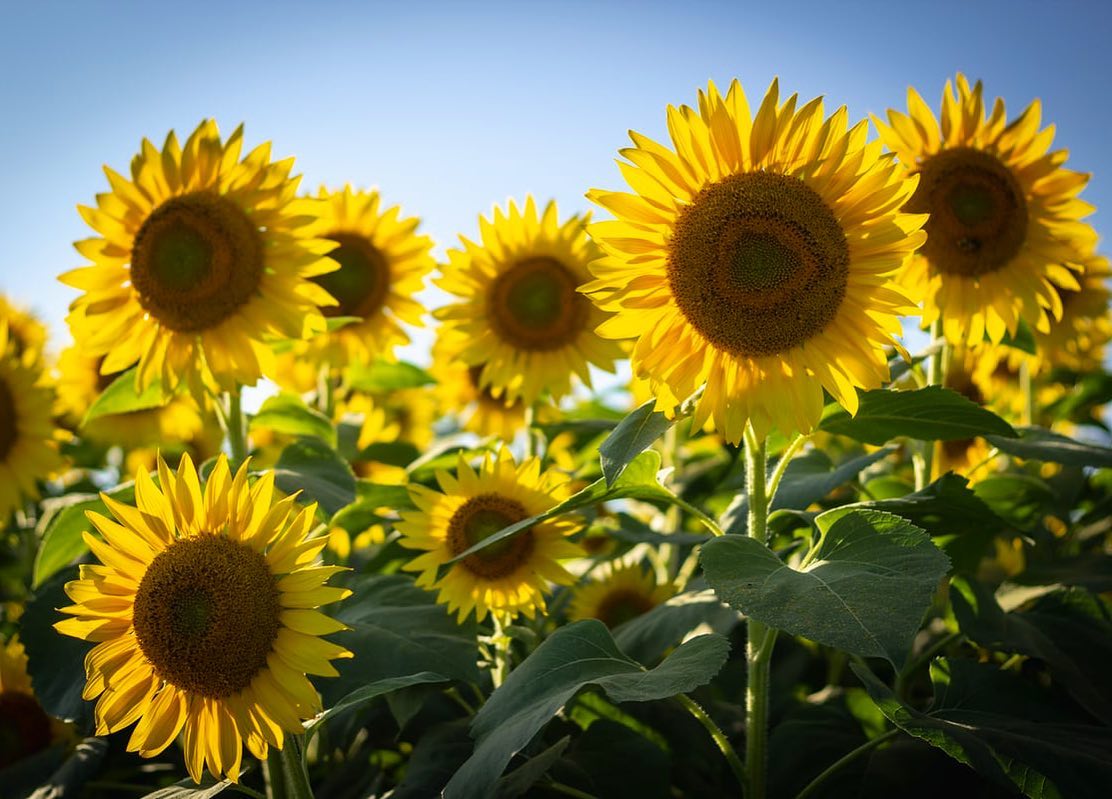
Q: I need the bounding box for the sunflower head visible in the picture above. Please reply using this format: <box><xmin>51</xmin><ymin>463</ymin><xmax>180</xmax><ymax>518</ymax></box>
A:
<box><xmin>435</xmin><ymin>198</ymin><xmax>624</xmax><ymax>407</ymax></box>
<box><xmin>60</xmin><ymin>120</ymin><xmax>338</xmax><ymax>397</ymax></box>
<box><xmin>569</xmin><ymin>563</ymin><xmax>673</xmax><ymax>628</ymax></box>
<box><xmin>430</xmin><ymin>329</ymin><xmax>529</xmax><ymax>440</ymax></box>
<box><xmin>1031</xmin><ymin>253</ymin><xmax>1112</xmax><ymax>374</ymax></box>
<box><xmin>398</xmin><ymin>447</ymin><xmax>584</xmax><ymax>623</ymax></box>
<box><xmin>0</xmin><ymin>296</ymin><xmax>48</xmax><ymax>365</ymax></box>
<box><xmin>54</xmin><ymin>453</ymin><xmax>352</xmax><ymax>783</ymax></box>
<box><xmin>584</xmin><ymin>79</ymin><xmax>925</xmax><ymax>443</ymax></box>
<box><xmin>0</xmin><ymin>636</ymin><xmax>68</xmax><ymax>768</ymax></box>
<box><xmin>874</xmin><ymin>74</ymin><xmax>1097</xmax><ymax>346</ymax></box>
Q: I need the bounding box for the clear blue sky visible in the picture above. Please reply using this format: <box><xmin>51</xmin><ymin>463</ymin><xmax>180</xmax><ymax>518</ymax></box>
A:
<box><xmin>2</xmin><ymin>0</ymin><xmax>1109</xmax><ymax>355</ymax></box>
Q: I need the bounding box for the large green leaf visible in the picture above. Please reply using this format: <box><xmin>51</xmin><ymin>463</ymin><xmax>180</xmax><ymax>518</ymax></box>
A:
<box><xmin>32</xmin><ymin>483</ymin><xmax>136</xmax><ymax>588</ymax></box>
<box><xmin>347</xmin><ymin>359</ymin><xmax>435</xmax><ymax>391</ymax></box>
<box><xmin>820</xmin><ymin>386</ymin><xmax>1017</xmax><ymax>445</ymax></box>
<box><xmin>273</xmin><ymin>438</ymin><xmax>356</xmax><ymax>516</ymax></box>
<box><xmin>985</xmin><ymin>426</ymin><xmax>1112</xmax><ymax>468</ymax></box>
<box><xmin>443</xmin><ymin>621</ymin><xmax>729</xmax><ymax>799</ymax></box>
<box><xmin>701</xmin><ymin>509</ymin><xmax>950</xmax><ymax>665</ymax></box>
<box><xmin>851</xmin><ymin>473</ymin><xmax>1005</xmax><ymax>539</ymax></box>
<box><xmin>598</xmin><ymin>398</ymin><xmax>674</xmax><ymax>486</ymax></box>
<box><xmin>82</xmin><ymin>367</ymin><xmax>166</xmax><ymax>424</ymax></box>
<box><xmin>249</xmin><ymin>392</ymin><xmax>335</xmax><ymax>445</ymax></box>
<box><xmin>853</xmin><ymin>659</ymin><xmax>1112</xmax><ymax>799</ymax></box>
<box><xmin>973</xmin><ymin>474</ymin><xmax>1056</xmax><ymax>532</ymax></box>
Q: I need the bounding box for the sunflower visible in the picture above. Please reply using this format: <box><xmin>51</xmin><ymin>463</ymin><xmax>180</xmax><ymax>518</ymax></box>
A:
<box><xmin>436</xmin><ymin>198</ymin><xmax>624</xmax><ymax>407</ymax></box>
<box><xmin>54</xmin><ymin>345</ymin><xmax>207</xmax><ymax>451</ymax></box>
<box><xmin>300</xmin><ymin>185</ymin><xmax>435</xmax><ymax>368</ymax></box>
<box><xmin>54</xmin><ymin>453</ymin><xmax>352</xmax><ymax>783</ymax></box>
<box><xmin>875</xmin><ymin>74</ymin><xmax>1096</xmax><ymax>347</ymax></box>
<box><xmin>0</xmin><ymin>295</ymin><xmax>48</xmax><ymax>364</ymax></box>
<box><xmin>569</xmin><ymin>563</ymin><xmax>673</xmax><ymax>628</ymax></box>
<box><xmin>1031</xmin><ymin>253</ymin><xmax>1111</xmax><ymax>374</ymax></box>
<box><xmin>398</xmin><ymin>447</ymin><xmax>584</xmax><ymax>623</ymax></box>
<box><xmin>0</xmin><ymin>325</ymin><xmax>63</xmax><ymax>521</ymax></box>
<box><xmin>583</xmin><ymin>79</ymin><xmax>925</xmax><ymax>443</ymax></box>
<box><xmin>430</xmin><ymin>331</ymin><xmax>528</xmax><ymax>440</ymax></box>
<box><xmin>0</xmin><ymin>636</ymin><xmax>70</xmax><ymax>768</ymax></box>
<box><xmin>60</xmin><ymin>120</ymin><xmax>336</xmax><ymax>396</ymax></box>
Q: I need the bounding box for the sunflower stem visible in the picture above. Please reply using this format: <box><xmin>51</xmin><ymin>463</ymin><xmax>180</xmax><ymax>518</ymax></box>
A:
<box><xmin>523</xmin><ymin>404</ymin><xmax>538</xmax><ymax>460</ymax></box>
<box><xmin>742</xmin><ymin>424</ymin><xmax>776</xmax><ymax>799</ymax></box>
<box><xmin>765</xmin><ymin>433</ymin><xmax>808</xmax><ymax>507</ymax></box>
<box><xmin>316</xmin><ymin>362</ymin><xmax>335</xmax><ymax>419</ymax></box>
<box><xmin>676</xmin><ymin>693</ymin><xmax>746</xmax><ymax>792</ymax></box>
<box><xmin>218</xmin><ymin>391</ymin><xmax>249</xmax><ymax>467</ymax></box>
<box><xmin>795</xmin><ymin>728</ymin><xmax>901</xmax><ymax>799</ymax></box>
<box><xmin>916</xmin><ymin>320</ymin><xmax>946</xmax><ymax>489</ymax></box>
<box><xmin>267</xmin><ymin>736</ymin><xmax>314</xmax><ymax>799</ymax></box>
<box><xmin>490</xmin><ymin>615</ymin><xmax>512</xmax><ymax>690</ymax></box>
<box><xmin>1020</xmin><ymin>360</ymin><xmax>1035</xmax><ymax>426</ymax></box>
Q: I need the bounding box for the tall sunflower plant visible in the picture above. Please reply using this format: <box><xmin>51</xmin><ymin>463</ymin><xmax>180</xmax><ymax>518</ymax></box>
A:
<box><xmin>4</xmin><ymin>80</ymin><xmax>1112</xmax><ymax>799</ymax></box>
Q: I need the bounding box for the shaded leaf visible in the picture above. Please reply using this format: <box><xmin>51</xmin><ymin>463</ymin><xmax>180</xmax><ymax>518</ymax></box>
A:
<box><xmin>986</xmin><ymin>426</ymin><xmax>1112</xmax><ymax>468</ymax></box>
<box><xmin>613</xmin><ymin>589</ymin><xmax>739</xmax><ymax>664</ymax></box>
<box><xmin>820</xmin><ymin>387</ymin><xmax>1016</xmax><ymax>445</ymax></box>
<box><xmin>494</xmin><ymin>737</ymin><xmax>570</xmax><ymax>799</ymax></box>
<box><xmin>274</xmin><ymin>438</ymin><xmax>356</xmax><ymax>516</ymax></box>
<box><xmin>306</xmin><ymin>672</ymin><xmax>449</xmax><ymax>742</ymax></box>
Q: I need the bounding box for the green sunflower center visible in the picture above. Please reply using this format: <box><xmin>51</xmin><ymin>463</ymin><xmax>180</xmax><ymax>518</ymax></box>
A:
<box><xmin>130</xmin><ymin>192</ymin><xmax>264</xmax><ymax>333</ymax></box>
<box><xmin>667</xmin><ymin>171</ymin><xmax>850</xmax><ymax>357</ymax></box>
<box><xmin>313</xmin><ymin>233</ymin><xmax>391</xmax><ymax>318</ymax></box>
<box><xmin>0</xmin><ymin>378</ymin><xmax>17</xmax><ymax>462</ymax></box>
<box><xmin>489</xmin><ymin>257</ymin><xmax>590</xmax><ymax>352</ymax></box>
<box><xmin>909</xmin><ymin>147</ymin><xmax>1028</xmax><ymax>278</ymax></box>
<box><xmin>447</xmin><ymin>493</ymin><xmax>535</xmax><ymax>579</ymax></box>
<box><xmin>594</xmin><ymin>588</ymin><xmax>656</xmax><ymax>628</ymax></box>
<box><xmin>0</xmin><ymin>691</ymin><xmax>53</xmax><ymax>768</ymax></box>
<box><xmin>132</xmin><ymin>535</ymin><xmax>280</xmax><ymax>698</ymax></box>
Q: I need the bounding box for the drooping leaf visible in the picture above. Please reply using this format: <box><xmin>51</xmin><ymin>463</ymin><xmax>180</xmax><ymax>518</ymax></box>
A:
<box><xmin>82</xmin><ymin>367</ymin><xmax>165</xmax><ymax>424</ymax></box>
<box><xmin>701</xmin><ymin>509</ymin><xmax>950</xmax><ymax>665</ymax></box>
<box><xmin>443</xmin><ymin>622</ymin><xmax>729</xmax><ymax>799</ymax></box>
<box><xmin>249</xmin><ymin>392</ymin><xmax>335</xmax><ymax>445</ymax></box>
<box><xmin>985</xmin><ymin>426</ymin><xmax>1112</xmax><ymax>468</ymax></box>
<box><xmin>32</xmin><ymin>483</ymin><xmax>135</xmax><ymax>589</ymax></box>
<box><xmin>347</xmin><ymin>359</ymin><xmax>435</xmax><ymax>391</ymax></box>
<box><xmin>820</xmin><ymin>386</ymin><xmax>1017</xmax><ymax>445</ymax></box>
<box><xmin>853</xmin><ymin>659</ymin><xmax>1112</xmax><ymax>799</ymax></box>
<box><xmin>599</xmin><ymin>399</ymin><xmax>674</xmax><ymax>486</ymax></box>
<box><xmin>273</xmin><ymin>438</ymin><xmax>356</xmax><ymax>516</ymax></box>
<box><xmin>305</xmin><ymin>672</ymin><xmax>449</xmax><ymax>743</ymax></box>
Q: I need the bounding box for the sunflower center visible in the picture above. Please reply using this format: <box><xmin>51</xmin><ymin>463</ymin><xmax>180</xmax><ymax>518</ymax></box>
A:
<box><xmin>489</xmin><ymin>257</ymin><xmax>590</xmax><ymax>351</ymax></box>
<box><xmin>447</xmin><ymin>494</ymin><xmax>534</xmax><ymax>579</ymax></box>
<box><xmin>130</xmin><ymin>192</ymin><xmax>263</xmax><ymax>333</ymax></box>
<box><xmin>667</xmin><ymin>172</ymin><xmax>849</xmax><ymax>357</ymax></box>
<box><xmin>0</xmin><ymin>691</ymin><xmax>53</xmax><ymax>768</ymax></box>
<box><xmin>909</xmin><ymin>147</ymin><xmax>1028</xmax><ymax>278</ymax></box>
<box><xmin>132</xmin><ymin>535</ymin><xmax>280</xmax><ymax>698</ymax></box>
<box><xmin>313</xmin><ymin>233</ymin><xmax>391</xmax><ymax>318</ymax></box>
<box><xmin>0</xmin><ymin>378</ymin><xmax>16</xmax><ymax>462</ymax></box>
<box><xmin>594</xmin><ymin>588</ymin><xmax>656</xmax><ymax>628</ymax></box>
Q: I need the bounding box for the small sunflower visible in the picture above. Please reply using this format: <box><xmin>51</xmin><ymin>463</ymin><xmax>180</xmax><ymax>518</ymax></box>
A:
<box><xmin>875</xmin><ymin>74</ymin><xmax>1096</xmax><ymax>347</ymax></box>
<box><xmin>583</xmin><ymin>79</ymin><xmax>925</xmax><ymax>442</ymax></box>
<box><xmin>436</xmin><ymin>198</ymin><xmax>624</xmax><ymax>406</ymax></box>
<box><xmin>0</xmin><ymin>325</ymin><xmax>63</xmax><ymax>521</ymax></box>
<box><xmin>0</xmin><ymin>636</ymin><xmax>69</xmax><ymax>768</ymax></box>
<box><xmin>0</xmin><ymin>296</ymin><xmax>48</xmax><ymax>364</ymax></box>
<box><xmin>430</xmin><ymin>331</ymin><xmax>528</xmax><ymax>440</ymax></box>
<box><xmin>301</xmin><ymin>186</ymin><xmax>435</xmax><ymax>368</ymax></box>
<box><xmin>1031</xmin><ymin>253</ymin><xmax>1111</xmax><ymax>374</ymax></box>
<box><xmin>60</xmin><ymin>120</ymin><xmax>336</xmax><ymax>395</ymax></box>
<box><xmin>55</xmin><ymin>454</ymin><xmax>352</xmax><ymax>783</ymax></box>
<box><xmin>398</xmin><ymin>448</ymin><xmax>584</xmax><ymax>623</ymax></box>
<box><xmin>569</xmin><ymin>563</ymin><xmax>673</xmax><ymax>628</ymax></box>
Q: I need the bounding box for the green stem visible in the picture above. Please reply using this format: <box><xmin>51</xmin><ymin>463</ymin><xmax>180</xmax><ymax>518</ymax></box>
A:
<box><xmin>218</xmin><ymin>391</ymin><xmax>249</xmax><ymax>466</ymax></box>
<box><xmin>523</xmin><ymin>404</ymin><xmax>537</xmax><ymax>460</ymax></box>
<box><xmin>766</xmin><ymin>433</ymin><xmax>808</xmax><ymax>507</ymax></box>
<box><xmin>895</xmin><ymin>630</ymin><xmax>961</xmax><ymax>699</ymax></box>
<box><xmin>490</xmin><ymin>616</ymin><xmax>512</xmax><ymax>690</ymax></box>
<box><xmin>266</xmin><ymin>737</ymin><xmax>313</xmax><ymax>799</ymax></box>
<box><xmin>743</xmin><ymin>425</ymin><xmax>776</xmax><ymax>799</ymax></box>
<box><xmin>1020</xmin><ymin>360</ymin><xmax>1034</xmax><ymax>427</ymax></box>
<box><xmin>676</xmin><ymin>693</ymin><xmax>746</xmax><ymax>792</ymax></box>
<box><xmin>916</xmin><ymin>320</ymin><xmax>946</xmax><ymax>490</ymax></box>
<box><xmin>669</xmin><ymin>494</ymin><xmax>725</xmax><ymax>537</ymax></box>
<box><xmin>795</xmin><ymin>728</ymin><xmax>900</xmax><ymax>799</ymax></box>
<box><xmin>317</xmin><ymin>362</ymin><xmax>335</xmax><ymax>418</ymax></box>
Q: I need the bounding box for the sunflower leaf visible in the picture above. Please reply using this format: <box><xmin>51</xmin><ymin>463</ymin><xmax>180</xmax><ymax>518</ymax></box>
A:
<box><xmin>82</xmin><ymin>367</ymin><xmax>166</xmax><ymax>424</ymax></box>
<box><xmin>985</xmin><ymin>426</ymin><xmax>1112</xmax><ymax>468</ymax></box>
<box><xmin>305</xmin><ymin>672</ymin><xmax>450</xmax><ymax>744</ymax></box>
<box><xmin>599</xmin><ymin>398</ymin><xmax>675</xmax><ymax>486</ymax></box>
<box><xmin>32</xmin><ymin>483</ymin><xmax>136</xmax><ymax>588</ymax></box>
<box><xmin>273</xmin><ymin>438</ymin><xmax>356</xmax><ymax>516</ymax></box>
<box><xmin>347</xmin><ymin>359</ymin><xmax>435</xmax><ymax>392</ymax></box>
<box><xmin>443</xmin><ymin>621</ymin><xmax>729</xmax><ymax>799</ymax></box>
<box><xmin>249</xmin><ymin>392</ymin><xmax>336</xmax><ymax>446</ymax></box>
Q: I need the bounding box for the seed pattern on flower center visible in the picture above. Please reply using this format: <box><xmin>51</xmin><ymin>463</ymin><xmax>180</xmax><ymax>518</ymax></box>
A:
<box><xmin>0</xmin><ymin>378</ymin><xmax>17</xmax><ymax>462</ymax></box>
<box><xmin>446</xmin><ymin>494</ymin><xmax>534</xmax><ymax>579</ymax></box>
<box><xmin>667</xmin><ymin>172</ymin><xmax>850</xmax><ymax>357</ymax></box>
<box><xmin>908</xmin><ymin>147</ymin><xmax>1028</xmax><ymax>278</ymax></box>
<box><xmin>313</xmin><ymin>233</ymin><xmax>391</xmax><ymax>318</ymax></box>
<box><xmin>130</xmin><ymin>192</ymin><xmax>264</xmax><ymax>333</ymax></box>
<box><xmin>594</xmin><ymin>588</ymin><xmax>656</xmax><ymax>628</ymax></box>
<box><xmin>132</xmin><ymin>535</ymin><xmax>280</xmax><ymax>698</ymax></box>
<box><xmin>0</xmin><ymin>691</ymin><xmax>53</xmax><ymax>768</ymax></box>
<box><xmin>489</xmin><ymin>257</ymin><xmax>589</xmax><ymax>351</ymax></box>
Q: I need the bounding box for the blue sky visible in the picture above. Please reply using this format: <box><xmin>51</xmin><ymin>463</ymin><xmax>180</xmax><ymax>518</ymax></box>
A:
<box><xmin>2</xmin><ymin>0</ymin><xmax>1109</xmax><ymax>358</ymax></box>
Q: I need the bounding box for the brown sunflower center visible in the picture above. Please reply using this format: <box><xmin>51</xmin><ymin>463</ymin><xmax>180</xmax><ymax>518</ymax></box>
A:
<box><xmin>489</xmin><ymin>257</ymin><xmax>590</xmax><ymax>351</ymax></box>
<box><xmin>908</xmin><ymin>147</ymin><xmax>1028</xmax><ymax>278</ymax></box>
<box><xmin>667</xmin><ymin>171</ymin><xmax>850</xmax><ymax>357</ymax></box>
<box><xmin>313</xmin><ymin>233</ymin><xmax>391</xmax><ymax>318</ymax></box>
<box><xmin>447</xmin><ymin>494</ymin><xmax>534</xmax><ymax>579</ymax></box>
<box><xmin>0</xmin><ymin>378</ymin><xmax>17</xmax><ymax>462</ymax></box>
<box><xmin>594</xmin><ymin>588</ymin><xmax>656</xmax><ymax>628</ymax></box>
<box><xmin>132</xmin><ymin>535</ymin><xmax>280</xmax><ymax>698</ymax></box>
<box><xmin>130</xmin><ymin>192</ymin><xmax>263</xmax><ymax>333</ymax></box>
<box><xmin>0</xmin><ymin>691</ymin><xmax>53</xmax><ymax>768</ymax></box>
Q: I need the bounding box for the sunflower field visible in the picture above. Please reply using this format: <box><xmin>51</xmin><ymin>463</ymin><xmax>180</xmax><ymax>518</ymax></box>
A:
<box><xmin>3</xmin><ymin>66</ymin><xmax>1112</xmax><ymax>799</ymax></box>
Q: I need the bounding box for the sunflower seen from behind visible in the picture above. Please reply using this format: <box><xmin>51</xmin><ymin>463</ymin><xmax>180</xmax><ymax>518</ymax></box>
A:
<box><xmin>436</xmin><ymin>198</ymin><xmax>624</xmax><ymax>407</ymax></box>
<box><xmin>55</xmin><ymin>453</ymin><xmax>352</xmax><ymax>783</ymax></box>
<box><xmin>0</xmin><ymin>324</ymin><xmax>63</xmax><ymax>522</ymax></box>
<box><xmin>60</xmin><ymin>120</ymin><xmax>337</xmax><ymax>396</ymax></box>
<box><xmin>398</xmin><ymin>447</ymin><xmax>583</xmax><ymax>623</ymax></box>
<box><xmin>875</xmin><ymin>74</ymin><xmax>1096</xmax><ymax>347</ymax></box>
<box><xmin>583</xmin><ymin>79</ymin><xmax>925</xmax><ymax>442</ymax></box>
